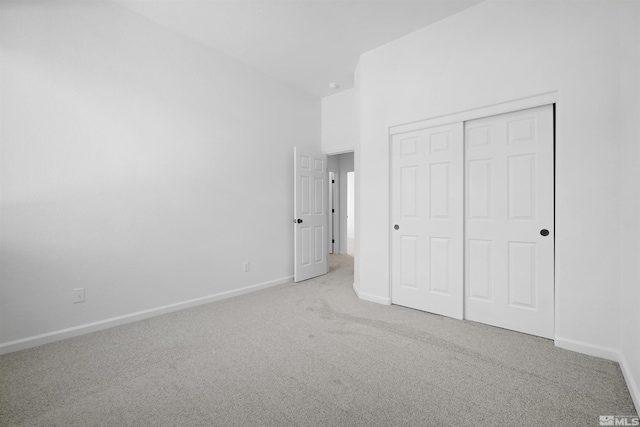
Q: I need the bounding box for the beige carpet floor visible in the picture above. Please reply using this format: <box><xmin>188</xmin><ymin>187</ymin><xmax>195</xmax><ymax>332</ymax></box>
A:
<box><xmin>0</xmin><ymin>254</ymin><xmax>636</xmax><ymax>426</ymax></box>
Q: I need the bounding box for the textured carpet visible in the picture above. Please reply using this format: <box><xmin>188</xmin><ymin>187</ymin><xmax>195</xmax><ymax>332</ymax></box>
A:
<box><xmin>0</xmin><ymin>254</ymin><xmax>636</xmax><ymax>426</ymax></box>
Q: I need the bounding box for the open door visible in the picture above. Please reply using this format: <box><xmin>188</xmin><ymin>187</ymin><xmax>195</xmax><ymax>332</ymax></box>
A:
<box><xmin>294</xmin><ymin>147</ymin><xmax>328</xmax><ymax>282</ymax></box>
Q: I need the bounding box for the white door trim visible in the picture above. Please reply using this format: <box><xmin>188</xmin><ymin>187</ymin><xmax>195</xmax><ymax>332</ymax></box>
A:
<box><xmin>390</xmin><ymin>92</ymin><xmax>558</xmax><ymax>136</ymax></box>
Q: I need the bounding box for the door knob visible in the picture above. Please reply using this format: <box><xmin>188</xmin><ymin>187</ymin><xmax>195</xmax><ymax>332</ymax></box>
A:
<box><xmin>394</xmin><ymin>224</ymin><xmax>399</xmax><ymax>230</ymax></box>
<box><xmin>540</xmin><ymin>229</ymin><xmax>549</xmax><ymax>236</ymax></box>
<box><xmin>296</xmin><ymin>219</ymin><xmax>303</xmax><ymax>224</ymax></box>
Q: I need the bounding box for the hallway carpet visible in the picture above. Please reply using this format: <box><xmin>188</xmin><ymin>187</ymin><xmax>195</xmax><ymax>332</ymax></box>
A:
<box><xmin>1</xmin><ymin>255</ymin><xmax>636</xmax><ymax>426</ymax></box>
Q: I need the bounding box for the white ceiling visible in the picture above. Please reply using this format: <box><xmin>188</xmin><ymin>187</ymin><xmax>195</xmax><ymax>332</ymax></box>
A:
<box><xmin>115</xmin><ymin>0</ymin><xmax>482</xmax><ymax>98</ymax></box>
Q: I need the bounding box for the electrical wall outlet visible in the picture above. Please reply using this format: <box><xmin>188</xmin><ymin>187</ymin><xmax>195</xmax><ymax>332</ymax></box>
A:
<box><xmin>243</xmin><ymin>262</ymin><xmax>250</xmax><ymax>272</ymax></box>
<box><xmin>73</xmin><ymin>288</ymin><xmax>85</xmax><ymax>303</ymax></box>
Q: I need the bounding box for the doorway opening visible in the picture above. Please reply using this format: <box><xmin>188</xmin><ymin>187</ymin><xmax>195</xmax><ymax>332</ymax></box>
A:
<box><xmin>327</xmin><ymin>152</ymin><xmax>355</xmax><ymax>260</ymax></box>
<box><xmin>329</xmin><ymin>172</ymin><xmax>337</xmax><ymax>254</ymax></box>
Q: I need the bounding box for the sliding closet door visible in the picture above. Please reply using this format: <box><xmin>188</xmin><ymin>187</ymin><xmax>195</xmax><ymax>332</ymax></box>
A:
<box><xmin>390</xmin><ymin>123</ymin><xmax>464</xmax><ymax>319</ymax></box>
<box><xmin>465</xmin><ymin>105</ymin><xmax>554</xmax><ymax>339</ymax></box>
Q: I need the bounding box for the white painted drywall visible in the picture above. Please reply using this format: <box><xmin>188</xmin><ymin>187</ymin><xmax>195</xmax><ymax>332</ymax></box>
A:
<box><xmin>354</xmin><ymin>0</ymin><xmax>639</xmax><ymax>398</ymax></box>
<box><xmin>619</xmin><ymin>1</ymin><xmax>640</xmax><ymax>410</ymax></box>
<box><xmin>0</xmin><ymin>1</ymin><xmax>319</xmax><ymax>348</ymax></box>
<box><xmin>322</xmin><ymin>89</ymin><xmax>356</xmax><ymax>154</ymax></box>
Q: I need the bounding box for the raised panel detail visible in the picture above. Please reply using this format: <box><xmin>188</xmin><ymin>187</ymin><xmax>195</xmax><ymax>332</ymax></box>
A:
<box><xmin>463</xmin><ymin>104</ymin><xmax>553</xmax><ymax>339</ymax></box>
<box><xmin>401</xmin><ymin>236</ymin><xmax>418</xmax><ymax>289</ymax></box>
<box><xmin>430</xmin><ymin>163</ymin><xmax>449</xmax><ymax>219</ymax></box>
<box><xmin>392</xmin><ymin>121</ymin><xmax>464</xmax><ymax>320</ymax></box>
<box><xmin>467</xmin><ymin>126</ymin><xmax>490</xmax><ymax>149</ymax></box>
<box><xmin>301</xmin><ymin>176</ymin><xmax>310</xmax><ymax>215</ymax></box>
<box><xmin>430</xmin><ymin>131</ymin><xmax>449</xmax><ymax>153</ymax></box>
<box><xmin>301</xmin><ymin>155</ymin><xmax>310</xmax><ymax>170</ymax></box>
<box><xmin>508</xmin><ymin>117</ymin><xmax>536</xmax><ymax>144</ymax></box>
<box><xmin>508</xmin><ymin>242</ymin><xmax>536</xmax><ymax>309</ymax></box>
<box><xmin>430</xmin><ymin>238</ymin><xmax>449</xmax><ymax>295</ymax></box>
<box><xmin>301</xmin><ymin>227</ymin><xmax>310</xmax><ymax>266</ymax></box>
<box><xmin>294</xmin><ymin>148</ymin><xmax>328</xmax><ymax>283</ymax></box>
<box><xmin>314</xmin><ymin>226</ymin><xmax>324</xmax><ymax>263</ymax></box>
<box><xmin>468</xmin><ymin>159</ymin><xmax>492</xmax><ymax>220</ymax></box>
<box><xmin>401</xmin><ymin>166</ymin><xmax>417</xmax><ymax>218</ymax></box>
<box><xmin>314</xmin><ymin>178</ymin><xmax>324</xmax><ymax>214</ymax></box>
<box><xmin>508</xmin><ymin>154</ymin><xmax>536</xmax><ymax>220</ymax></box>
<box><xmin>468</xmin><ymin>239</ymin><xmax>492</xmax><ymax>301</ymax></box>
<box><xmin>401</xmin><ymin>137</ymin><xmax>418</xmax><ymax>157</ymax></box>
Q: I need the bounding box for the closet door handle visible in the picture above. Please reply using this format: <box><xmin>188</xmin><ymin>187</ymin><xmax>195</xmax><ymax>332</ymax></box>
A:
<box><xmin>540</xmin><ymin>229</ymin><xmax>549</xmax><ymax>236</ymax></box>
<box><xmin>394</xmin><ymin>224</ymin><xmax>399</xmax><ymax>230</ymax></box>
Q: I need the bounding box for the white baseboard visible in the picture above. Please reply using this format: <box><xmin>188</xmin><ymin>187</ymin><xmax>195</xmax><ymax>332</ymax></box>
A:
<box><xmin>619</xmin><ymin>351</ymin><xmax>640</xmax><ymax>413</ymax></box>
<box><xmin>352</xmin><ymin>282</ymin><xmax>391</xmax><ymax>305</ymax></box>
<box><xmin>554</xmin><ymin>336</ymin><xmax>620</xmax><ymax>362</ymax></box>
<box><xmin>0</xmin><ymin>275</ymin><xmax>293</xmax><ymax>355</ymax></box>
<box><xmin>555</xmin><ymin>336</ymin><xmax>639</xmax><ymax>413</ymax></box>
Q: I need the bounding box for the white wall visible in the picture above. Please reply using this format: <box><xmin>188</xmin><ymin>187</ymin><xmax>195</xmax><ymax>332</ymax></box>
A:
<box><xmin>619</xmin><ymin>1</ymin><xmax>640</xmax><ymax>409</ymax></box>
<box><xmin>0</xmin><ymin>0</ymin><xmax>320</xmax><ymax>351</ymax></box>
<box><xmin>322</xmin><ymin>89</ymin><xmax>356</xmax><ymax>154</ymax></box>
<box><xmin>354</xmin><ymin>0</ymin><xmax>639</xmax><ymax>407</ymax></box>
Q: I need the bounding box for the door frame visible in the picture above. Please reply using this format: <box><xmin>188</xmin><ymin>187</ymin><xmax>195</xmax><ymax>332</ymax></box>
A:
<box><xmin>390</xmin><ymin>92</ymin><xmax>558</xmax><ymax>135</ymax></box>
<box><xmin>326</xmin><ymin>151</ymin><xmax>355</xmax><ymax>256</ymax></box>
<box><xmin>327</xmin><ymin>170</ymin><xmax>337</xmax><ymax>254</ymax></box>
<box><xmin>329</xmin><ymin>172</ymin><xmax>339</xmax><ymax>254</ymax></box>
<box><xmin>388</xmin><ymin>91</ymin><xmax>559</xmax><ymax>338</ymax></box>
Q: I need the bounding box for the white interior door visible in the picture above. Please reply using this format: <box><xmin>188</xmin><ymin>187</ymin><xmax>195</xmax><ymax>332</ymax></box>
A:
<box><xmin>465</xmin><ymin>105</ymin><xmax>554</xmax><ymax>338</ymax></box>
<box><xmin>390</xmin><ymin>123</ymin><xmax>464</xmax><ymax>319</ymax></box>
<box><xmin>294</xmin><ymin>147</ymin><xmax>328</xmax><ymax>282</ymax></box>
